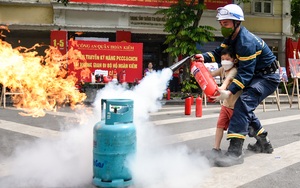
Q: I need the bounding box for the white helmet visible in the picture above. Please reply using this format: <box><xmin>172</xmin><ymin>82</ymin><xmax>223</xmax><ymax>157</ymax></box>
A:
<box><xmin>216</xmin><ymin>4</ymin><xmax>244</xmax><ymax>21</ymax></box>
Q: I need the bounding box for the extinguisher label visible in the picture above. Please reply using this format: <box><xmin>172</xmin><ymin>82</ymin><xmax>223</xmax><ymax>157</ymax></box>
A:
<box><xmin>191</xmin><ymin>65</ymin><xmax>198</xmax><ymax>75</ymax></box>
<box><xmin>191</xmin><ymin>65</ymin><xmax>208</xmax><ymax>91</ymax></box>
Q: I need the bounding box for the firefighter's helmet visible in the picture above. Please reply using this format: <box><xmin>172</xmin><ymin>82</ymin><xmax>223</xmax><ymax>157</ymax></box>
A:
<box><xmin>216</xmin><ymin>4</ymin><xmax>244</xmax><ymax>21</ymax></box>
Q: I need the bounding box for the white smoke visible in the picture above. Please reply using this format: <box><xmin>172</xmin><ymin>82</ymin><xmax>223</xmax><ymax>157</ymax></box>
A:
<box><xmin>1</xmin><ymin>68</ymin><xmax>210</xmax><ymax>188</ymax></box>
<box><xmin>4</xmin><ymin>110</ymin><xmax>97</xmax><ymax>187</ymax></box>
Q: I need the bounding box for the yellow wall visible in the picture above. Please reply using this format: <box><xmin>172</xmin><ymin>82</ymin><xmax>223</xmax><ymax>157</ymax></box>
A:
<box><xmin>239</xmin><ymin>2</ymin><xmax>283</xmax><ymax>33</ymax></box>
<box><xmin>0</xmin><ymin>5</ymin><xmax>53</xmax><ymax>24</ymax></box>
<box><xmin>243</xmin><ymin>17</ymin><xmax>282</xmax><ymax>33</ymax></box>
<box><xmin>273</xmin><ymin>0</ymin><xmax>282</xmax><ymax>15</ymax></box>
<box><xmin>243</xmin><ymin>1</ymin><xmax>282</xmax><ymax>15</ymax></box>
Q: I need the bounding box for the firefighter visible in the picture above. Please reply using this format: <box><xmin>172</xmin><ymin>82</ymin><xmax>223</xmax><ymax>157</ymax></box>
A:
<box><xmin>197</xmin><ymin>4</ymin><xmax>280</xmax><ymax>167</ymax></box>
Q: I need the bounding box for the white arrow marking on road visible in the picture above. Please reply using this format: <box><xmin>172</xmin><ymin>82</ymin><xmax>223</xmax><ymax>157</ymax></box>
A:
<box><xmin>0</xmin><ymin>120</ymin><xmax>60</xmax><ymax>138</ymax></box>
<box><xmin>3</xmin><ymin>107</ymin><xmax>78</xmax><ymax>118</ymax></box>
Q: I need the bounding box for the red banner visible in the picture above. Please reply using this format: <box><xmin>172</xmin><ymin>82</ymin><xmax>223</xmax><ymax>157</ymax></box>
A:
<box><xmin>68</xmin><ymin>40</ymin><xmax>143</xmax><ymax>83</ymax></box>
<box><xmin>70</xmin><ymin>0</ymin><xmax>231</xmax><ymax>10</ymax></box>
<box><xmin>116</xmin><ymin>31</ymin><xmax>131</xmax><ymax>42</ymax></box>
<box><xmin>50</xmin><ymin>30</ymin><xmax>68</xmax><ymax>55</ymax></box>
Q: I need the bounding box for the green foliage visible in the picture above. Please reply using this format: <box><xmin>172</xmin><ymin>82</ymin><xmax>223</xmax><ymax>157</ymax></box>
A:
<box><xmin>157</xmin><ymin>0</ymin><xmax>216</xmax><ymax>57</ymax></box>
<box><xmin>156</xmin><ymin>1</ymin><xmax>215</xmax><ymax>94</ymax></box>
<box><xmin>181</xmin><ymin>75</ymin><xmax>199</xmax><ymax>94</ymax></box>
<box><xmin>291</xmin><ymin>0</ymin><xmax>300</xmax><ymax>35</ymax></box>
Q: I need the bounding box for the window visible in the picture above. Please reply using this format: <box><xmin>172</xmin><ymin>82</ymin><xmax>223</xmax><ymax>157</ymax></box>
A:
<box><xmin>253</xmin><ymin>0</ymin><xmax>273</xmax><ymax>14</ymax></box>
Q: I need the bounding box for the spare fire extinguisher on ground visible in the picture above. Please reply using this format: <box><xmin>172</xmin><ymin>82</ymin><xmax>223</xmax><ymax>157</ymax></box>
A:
<box><xmin>166</xmin><ymin>88</ymin><xmax>171</xmax><ymax>100</ymax></box>
<box><xmin>185</xmin><ymin>96</ymin><xmax>192</xmax><ymax>115</ymax></box>
<box><xmin>195</xmin><ymin>95</ymin><xmax>202</xmax><ymax>117</ymax></box>
<box><xmin>112</xmin><ymin>69</ymin><xmax>118</xmax><ymax>83</ymax></box>
<box><xmin>120</xmin><ymin>69</ymin><xmax>126</xmax><ymax>83</ymax></box>
<box><xmin>191</xmin><ymin>55</ymin><xmax>219</xmax><ymax>102</ymax></box>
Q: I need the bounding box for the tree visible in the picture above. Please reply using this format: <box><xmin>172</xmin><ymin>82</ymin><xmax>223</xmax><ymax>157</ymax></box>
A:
<box><xmin>157</xmin><ymin>0</ymin><xmax>215</xmax><ymax>58</ymax></box>
<box><xmin>157</xmin><ymin>0</ymin><xmax>250</xmax><ymax>58</ymax></box>
<box><xmin>291</xmin><ymin>0</ymin><xmax>300</xmax><ymax>36</ymax></box>
<box><xmin>156</xmin><ymin>0</ymin><xmax>216</xmax><ymax>94</ymax></box>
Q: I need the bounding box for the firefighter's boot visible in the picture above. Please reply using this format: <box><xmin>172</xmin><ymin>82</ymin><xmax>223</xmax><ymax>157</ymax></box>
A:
<box><xmin>214</xmin><ymin>138</ymin><xmax>244</xmax><ymax>167</ymax></box>
<box><xmin>247</xmin><ymin>132</ymin><xmax>273</xmax><ymax>153</ymax></box>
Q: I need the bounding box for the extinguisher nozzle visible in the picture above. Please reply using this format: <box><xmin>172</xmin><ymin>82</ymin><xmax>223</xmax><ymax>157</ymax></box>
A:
<box><xmin>169</xmin><ymin>55</ymin><xmax>193</xmax><ymax>72</ymax></box>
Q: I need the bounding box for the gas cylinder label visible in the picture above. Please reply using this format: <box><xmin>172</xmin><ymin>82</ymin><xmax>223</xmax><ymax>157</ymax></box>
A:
<box><xmin>109</xmin><ymin>104</ymin><xmax>129</xmax><ymax>114</ymax></box>
<box><xmin>109</xmin><ymin>105</ymin><xmax>122</xmax><ymax>112</ymax></box>
<box><xmin>94</xmin><ymin>159</ymin><xmax>104</xmax><ymax>168</ymax></box>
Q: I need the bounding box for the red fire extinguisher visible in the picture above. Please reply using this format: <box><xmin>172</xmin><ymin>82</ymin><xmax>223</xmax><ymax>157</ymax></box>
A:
<box><xmin>190</xmin><ymin>95</ymin><xmax>194</xmax><ymax>105</ymax></box>
<box><xmin>185</xmin><ymin>97</ymin><xmax>192</xmax><ymax>115</ymax></box>
<box><xmin>120</xmin><ymin>69</ymin><xmax>126</xmax><ymax>83</ymax></box>
<box><xmin>166</xmin><ymin>88</ymin><xmax>171</xmax><ymax>100</ymax></box>
<box><xmin>195</xmin><ymin>95</ymin><xmax>202</xmax><ymax>117</ymax></box>
<box><xmin>112</xmin><ymin>69</ymin><xmax>118</xmax><ymax>82</ymax></box>
<box><xmin>113</xmin><ymin>69</ymin><xmax>117</xmax><ymax>77</ymax></box>
<box><xmin>190</xmin><ymin>56</ymin><xmax>219</xmax><ymax>101</ymax></box>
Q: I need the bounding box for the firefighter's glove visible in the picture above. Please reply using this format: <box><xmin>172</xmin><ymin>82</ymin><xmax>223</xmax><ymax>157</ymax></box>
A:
<box><xmin>212</xmin><ymin>89</ymin><xmax>231</xmax><ymax>101</ymax></box>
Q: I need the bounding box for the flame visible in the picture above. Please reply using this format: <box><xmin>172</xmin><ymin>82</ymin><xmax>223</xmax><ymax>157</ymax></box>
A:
<box><xmin>0</xmin><ymin>38</ymin><xmax>87</xmax><ymax>117</ymax></box>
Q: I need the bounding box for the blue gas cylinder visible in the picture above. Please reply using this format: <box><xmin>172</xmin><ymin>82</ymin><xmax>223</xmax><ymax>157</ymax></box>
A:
<box><xmin>93</xmin><ymin>99</ymin><xmax>136</xmax><ymax>188</ymax></box>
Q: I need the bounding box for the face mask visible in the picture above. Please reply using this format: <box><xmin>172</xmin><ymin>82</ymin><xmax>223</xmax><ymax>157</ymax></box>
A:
<box><xmin>221</xmin><ymin>60</ymin><xmax>234</xmax><ymax>71</ymax></box>
<box><xmin>221</xmin><ymin>27</ymin><xmax>234</xmax><ymax>38</ymax></box>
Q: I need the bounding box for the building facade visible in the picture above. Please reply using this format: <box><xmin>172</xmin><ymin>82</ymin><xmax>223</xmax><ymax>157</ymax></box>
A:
<box><xmin>0</xmin><ymin>0</ymin><xmax>292</xmax><ymax>69</ymax></box>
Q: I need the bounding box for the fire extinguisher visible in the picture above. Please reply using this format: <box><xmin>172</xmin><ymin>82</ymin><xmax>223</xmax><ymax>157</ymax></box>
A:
<box><xmin>112</xmin><ymin>69</ymin><xmax>118</xmax><ymax>83</ymax></box>
<box><xmin>185</xmin><ymin>97</ymin><xmax>192</xmax><ymax>115</ymax></box>
<box><xmin>190</xmin><ymin>55</ymin><xmax>219</xmax><ymax>101</ymax></box>
<box><xmin>166</xmin><ymin>88</ymin><xmax>171</xmax><ymax>100</ymax></box>
<box><xmin>195</xmin><ymin>95</ymin><xmax>202</xmax><ymax>117</ymax></box>
<box><xmin>120</xmin><ymin>69</ymin><xmax>126</xmax><ymax>83</ymax></box>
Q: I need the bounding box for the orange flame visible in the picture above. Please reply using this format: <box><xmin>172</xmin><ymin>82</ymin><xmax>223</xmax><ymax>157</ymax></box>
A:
<box><xmin>0</xmin><ymin>39</ymin><xmax>87</xmax><ymax>117</ymax></box>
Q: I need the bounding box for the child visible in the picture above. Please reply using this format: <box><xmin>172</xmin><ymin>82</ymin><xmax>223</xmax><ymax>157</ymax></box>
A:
<box><xmin>209</xmin><ymin>47</ymin><xmax>242</xmax><ymax>154</ymax></box>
